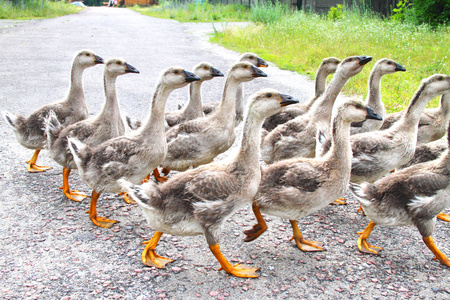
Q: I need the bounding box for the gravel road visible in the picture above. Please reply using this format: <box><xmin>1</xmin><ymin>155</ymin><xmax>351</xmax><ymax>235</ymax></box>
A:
<box><xmin>0</xmin><ymin>7</ymin><xmax>449</xmax><ymax>300</ymax></box>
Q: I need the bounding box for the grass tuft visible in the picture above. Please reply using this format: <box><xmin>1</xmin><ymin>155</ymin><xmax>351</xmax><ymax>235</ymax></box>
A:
<box><xmin>0</xmin><ymin>0</ymin><xmax>82</xmax><ymax>19</ymax></box>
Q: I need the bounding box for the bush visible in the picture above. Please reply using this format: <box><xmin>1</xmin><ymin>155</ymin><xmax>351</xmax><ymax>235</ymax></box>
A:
<box><xmin>250</xmin><ymin>1</ymin><xmax>288</xmax><ymax>24</ymax></box>
<box><xmin>414</xmin><ymin>0</ymin><xmax>450</xmax><ymax>27</ymax></box>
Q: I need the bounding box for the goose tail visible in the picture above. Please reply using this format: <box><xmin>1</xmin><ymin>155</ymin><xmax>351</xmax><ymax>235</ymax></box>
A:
<box><xmin>118</xmin><ymin>178</ymin><xmax>160</xmax><ymax>210</ymax></box>
<box><xmin>44</xmin><ymin>110</ymin><xmax>63</xmax><ymax>149</ymax></box>
<box><xmin>2</xmin><ymin>110</ymin><xmax>25</xmax><ymax>131</ymax></box>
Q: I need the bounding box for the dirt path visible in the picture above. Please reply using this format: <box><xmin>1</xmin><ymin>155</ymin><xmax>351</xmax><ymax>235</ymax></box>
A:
<box><xmin>0</xmin><ymin>7</ymin><xmax>448</xmax><ymax>299</ymax></box>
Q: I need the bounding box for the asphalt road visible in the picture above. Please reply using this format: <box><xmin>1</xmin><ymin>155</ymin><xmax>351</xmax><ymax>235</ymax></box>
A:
<box><xmin>0</xmin><ymin>7</ymin><xmax>449</xmax><ymax>300</ymax></box>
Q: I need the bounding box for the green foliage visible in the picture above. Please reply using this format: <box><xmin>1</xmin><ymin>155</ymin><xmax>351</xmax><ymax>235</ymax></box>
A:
<box><xmin>391</xmin><ymin>0</ymin><xmax>414</xmax><ymax>23</ymax></box>
<box><xmin>250</xmin><ymin>1</ymin><xmax>289</xmax><ymax>24</ymax></box>
<box><xmin>327</xmin><ymin>4</ymin><xmax>344</xmax><ymax>21</ymax></box>
<box><xmin>414</xmin><ymin>0</ymin><xmax>450</xmax><ymax>27</ymax></box>
<box><xmin>0</xmin><ymin>0</ymin><xmax>81</xmax><ymax>19</ymax></box>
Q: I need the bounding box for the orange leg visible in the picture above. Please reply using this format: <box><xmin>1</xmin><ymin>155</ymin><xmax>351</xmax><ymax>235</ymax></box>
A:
<box><xmin>141</xmin><ymin>174</ymin><xmax>151</xmax><ymax>183</ymax></box>
<box><xmin>357</xmin><ymin>221</ymin><xmax>383</xmax><ymax>254</ymax></box>
<box><xmin>88</xmin><ymin>190</ymin><xmax>119</xmax><ymax>228</ymax></box>
<box><xmin>141</xmin><ymin>231</ymin><xmax>174</xmax><ymax>268</ymax></box>
<box><xmin>290</xmin><ymin>220</ymin><xmax>324</xmax><ymax>251</ymax></box>
<box><xmin>437</xmin><ymin>213</ymin><xmax>450</xmax><ymax>222</ymax></box>
<box><xmin>61</xmin><ymin>167</ymin><xmax>88</xmax><ymax>202</ymax></box>
<box><xmin>210</xmin><ymin>244</ymin><xmax>258</xmax><ymax>278</ymax></box>
<box><xmin>152</xmin><ymin>168</ymin><xmax>168</xmax><ymax>183</ymax></box>
<box><xmin>161</xmin><ymin>168</ymin><xmax>170</xmax><ymax>176</ymax></box>
<box><xmin>332</xmin><ymin>198</ymin><xmax>347</xmax><ymax>205</ymax></box>
<box><xmin>243</xmin><ymin>202</ymin><xmax>267</xmax><ymax>242</ymax></box>
<box><xmin>26</xmin><ymin>150</ymin><xmax>52</xmax><ymax>173</ymax></box>
<box><xmin>423</xmin><ymin>236</ymin><xmax>450</xmax><ymax>267</ymax></box>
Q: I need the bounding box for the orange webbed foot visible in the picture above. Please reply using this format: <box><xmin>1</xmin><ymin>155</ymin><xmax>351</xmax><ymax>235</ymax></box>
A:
<box><xmin>291</xmin><ymin>235</ymin><xmax>324</xmax><ymax>252</ymax></box>
<box><xmin>63</xmin><ymin>190</ymin><xmax>88</xmax><ymax>202</ymax></box>
<box><xmin>437</xmin><ymin>213</ymin><xmax>450</xmax><ymax>222</ymax></box>
<box><xmin>90</xmin><ymin>215</ymin><xmax>119</xmax><ymax>228</ymax></box>
<box><xmin>243</xmin><ymin>223</ymin><xmax>267</xmax><ymax>242</ymax></box>
<box><xmin>331</xmin><ymin>198</ymin><xmax>347</xmax><ymax>205</ymax></box>
<box><xmin>218</xmin><ymin>264</ymin><xmax>259</xmax><ymax>278</ymax></box>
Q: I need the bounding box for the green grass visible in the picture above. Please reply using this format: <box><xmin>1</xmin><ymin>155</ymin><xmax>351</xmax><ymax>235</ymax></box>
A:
<box><xmin>0</xmin><ymin>0</ymin><xmax>82</xmax><ymax>19</ymax></box>
<box><xmin>131</xmin><ymin>1</ymin><xmax>250</xmax><ymax>23</ymax></box>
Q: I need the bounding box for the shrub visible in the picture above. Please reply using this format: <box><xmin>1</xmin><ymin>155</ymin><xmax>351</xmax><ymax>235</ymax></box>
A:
<box><xmin>250</xmin><ymin>1</ymin><xmax>288</xmax><ymax>24</ymax></box>
<box><xmin>327</xmin><ymin>4</ymin><xmax>345</xmax><ymax>21</ymax></box>
<box><xmin>414</xmin><ymin>0</ymin><xmax>450</xmax><ymax>27</ymax></box>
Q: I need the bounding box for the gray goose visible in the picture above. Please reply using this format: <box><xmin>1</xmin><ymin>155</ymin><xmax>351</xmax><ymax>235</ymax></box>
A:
<box><xmin>119</xmin><ymin>89</ymin><xmax>299</xmax><ymax>278</ymax></box>
<box><xmin>67</xmin><ymin>67</ymin><xmax>200</xmax><ymax>228</ymax></box>
<box><xmin>46</xmin><ymin>58</ymin><xmax>139</xmax><ymax>202</ymax></box>
<box><xmin>349</xmin><ymin>119</ymin><xmax>450</xmax><ymax>268</ymax></box>
<box><xmin>261</xmin><ymin>55</ymin><xmax>372</xmax><ymax>163</ymax></box>
<box><xmin>262</xmin><ymin>57</ymin><xmax>341</xmax><ymax>133</ymax></box>
<box><xmin>2</xmin><ymin>50</ymin><xmax>103</xmax><ymax>172</ymax></box>
<box><xmin>243</xmin><ymin>99</ymin><xmax>382</xmax><ymax>251</ymax></box>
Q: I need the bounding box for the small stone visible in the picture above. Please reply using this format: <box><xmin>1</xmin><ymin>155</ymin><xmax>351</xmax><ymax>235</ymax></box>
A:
<box><xmin>371</xmin><ymin>278</ymin><xmax>379</xmax><ymax>283</ymax></box>
<box><xmin>171</xmin><ymin>267</ymin><xmax>182</xmax><ymax>273</ymax></box>
<box><xmin>209</xmin><ymin>291</ymin><xmax>219</xmax><ymax>296</ymax></box>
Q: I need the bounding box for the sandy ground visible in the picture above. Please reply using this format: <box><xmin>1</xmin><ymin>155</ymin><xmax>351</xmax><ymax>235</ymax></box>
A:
<box><xmin>0</xmin><ymin>7</ymin><xmax>449</xmax><ymax>300</ymax></box>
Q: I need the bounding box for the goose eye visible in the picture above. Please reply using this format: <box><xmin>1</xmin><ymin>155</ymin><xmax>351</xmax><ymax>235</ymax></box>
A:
<box><xmin>348</xmin><ymin>58</ymin><xmax>353</xmax><ymax>62</ymax></box>
<box><xmin>249</xmin><ymin>56</ymin><xmax>254</xmax><ymax>59</ymax></box>
<box><xmin>267</xmin><ymin>93</ymin><xmax>272</xmax><ymax>98</ymax></box>
<box><xmin>117</xmin><ymin>61</ymin><xmax>122</xmax><ymax>65</ymax></box>
<box><xmin>438</xmin><ymin>76</ymin><xmax>444</xmax><ymax>81</ymax></box>
<box><xmin>387</xmin><ymin>61</ymin><xmax>392</xmax><ymax>65</ymax></box>
<box><xmin>174</xmin><ymin>70</ymin><xmax>179</xmax><ymax>74</ymax></box>
<box><xmin>243</xmin><ymin>65</ymin><xmax>248</xmax><ymax>69</ymax></box>
<box><xmin>86</xmin><ymin>53</ymin><xmax>91</xmax><ymax>56</ymax></box>
<box><xmin>203</xmin><ymin>66</ymin><xmax>209</xmax><ymax>70</ymax></box>
<box><xmin>356</xmin><ymin>104</ymin><xmax>362</xmax><ymax>109</ymax></box>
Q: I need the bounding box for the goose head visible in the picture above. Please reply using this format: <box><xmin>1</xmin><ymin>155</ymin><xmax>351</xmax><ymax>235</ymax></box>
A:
<box><xmin>228</xmin><ymin>62</ymin><xmax>267</xmax><ymax>83</ymax></box>
<box><xmin>239</xmin><ymin>52</ymin><xmax>269</xmax><ymax>68</ymax></box>
<box><xmin>105</xmin><ymin>58</ymin><xmax>140</xmax><ymax>77</ymax></box>
<box><xmin>419</xmin><ymin>74</ymin><xmax>450</xmax><ymax>98</ymax></box>
<box><xmin>74</xmin><ymin>49</ymin><xmax>104</xmax><ymax>68</ymax></box>
<box><xmin>372</xmin><ymin>58</ymin><xmax>406</xmax><ymax>75</ymax></box>
<box><xmin>336</xmin><ymin>55</ymin><xmax>372</xmax><ymax>77</ymax></box>
<box><xmin>160</xmin><ymin>66</ymin><xmax>201</xmax><ymax>89</ymax></box>
<box><xmin>333</xmin><ymin>99</ymin><xmax>383</xmax><ymax>124</ymax></box>
<box><xmin>248</xmin><ymin>88</ymin><xmax>299</xmax><ymax>120</ymax></box>
<box><xmin>193</xmin><ymin>62</ymin><xmax>224</xmax><ymax>82</ymax></box>
<box><xmin>322</xmin><ymin>57</ymin><xmax>341</xmax><ymax>74</ymax></box>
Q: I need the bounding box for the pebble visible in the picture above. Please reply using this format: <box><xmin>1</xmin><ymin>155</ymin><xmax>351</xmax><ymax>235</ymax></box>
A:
<box><xmin>209</xmin><ymin>291</ymin><xmax>219</xmax><ymax>296</ymax></box>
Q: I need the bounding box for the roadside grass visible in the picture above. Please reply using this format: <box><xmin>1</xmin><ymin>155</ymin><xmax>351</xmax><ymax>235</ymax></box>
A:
<box><xmin>0</xmin><ymin>0</ymin><xmax>82</xmax><ymax>19</ymax></box>
<box><xmin>211</xmin><ymin>9</ymin><xmax>450</xmax><ymax>112</ymax></box>
<box><xmin>131</xmin><ymin>1</ymin><xmax>250</xmax><ymax>23</ymax></box>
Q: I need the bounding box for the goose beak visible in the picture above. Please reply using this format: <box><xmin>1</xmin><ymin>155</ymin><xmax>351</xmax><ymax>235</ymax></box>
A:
<box><xmin>280</xmin><ymin>93</ymin><xmax>299</xmax><ymax>107</ymax></box>
<box><xmin>357</xmin><ymin>56</ymin><xmax>372</xmax><ymax>66</ymax></box>
<box><xmin>94</xmin><ymin>55</ymin><xmax>104</xmax><ymax>64</ymax></box>
<box><xmin>184</xmin><ymin>70</ymin><xmax>201</xmax><ymax>82</ymax></box>
<box><xmin>125</xmin><ymin>63</ymin><xmax>140</xmax><ymax>74</ymax></box>
<box><xmin>366</xmin><ymin>106</ymin><xmax>383</xmax><ymax>121</ymax></box>
<box><xmin>257</xmin><ymin>57</ymin><xmax>269</xmax><ymax>68</ymax></box>
<box><xmin>395</xmin><ymin>62</ymin><xmax>406</xmax><ymax>72</ymax></box>
<box><xmin>251</xmin><ymin>65</ymin><xmax>267</xmax><ymax>78</ymax></box>
<box><xmin>211</xmin><ymin>67</ymin><xmax>224</xmax><ymax>77</ymax></box>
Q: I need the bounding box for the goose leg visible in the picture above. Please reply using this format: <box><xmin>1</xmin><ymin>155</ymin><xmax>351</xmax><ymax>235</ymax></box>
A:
<box><xmin>61</xmin><ymin>167</ymin><xmax>88</xmax><ymax>202</ymax></box>
<box><xmin>290</xmin><ymin>220</ymin><xmax>324</xmax><ymax>251</ymax></box>
<box><xmin>26</xmin><ymin>150</ymin><xmax>52</xmax><ymax>172</ymax></box>
<box><xmin>243</xmin><ymin>202</ymin><xmax>267</xmax><ymax>242</ymax></box>
<box><xmin>162</xmin><ymin>168</ymin><xmax>170</xmax><ymax>176</ymax></box>
<box><xmin>423</xmin><ymin>236</ymin><xmax>450</xmax><ymax>267</ymax></box>
<box><xmin>332</xmin><ymin>198</ymin><xmax>347</xmax><ymax>205</ymax></box>
<box><xmin>141</xmin><ymin>231</ymin><xmax>174</xmax><ymax>268</ymax></box>
<box><xmin>152</xmin><ymin>168</ymin><xmax>168</xmax><ymax>182</ymax></box>
<box><xmin>210</xmin><ymin>244</ymin><xmax>259</xmax><ymax>278</ymax></box>
<box><xmin>357</xmin><ymin>221</ymin><xmax>383</xmax><ymax>254</ymax></box>
<box><xmin>88</xmin><ymin>190</ymin><xmax>119</xmax><ymax>228</ymax></box>
<box><xmin>437</xmin><ymin>213</ymin><xmax>450</xmax><ymax>222</ymax></box>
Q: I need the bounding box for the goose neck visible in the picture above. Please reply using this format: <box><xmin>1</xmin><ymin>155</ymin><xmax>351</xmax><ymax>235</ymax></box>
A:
<box><xmin>326</xmin><ymin>116</ymin><xmax>352</xmax><ymax>170</ymax></box>
<box><xmin>398</xmin><ymin>86</ymin><xmax>438</xmax><ymax>130</ymax></box>
<box><xmin>184</xmin><ymin>80</ymin><xmax>204</xmax><ymax>117</ymax></box>
<box><xmin>97</xmin><ymin>73</ymin><xmax>121</xmax><ymax>121</ymax></box>
<box><xmin>440</xmin><ymin>93</ymin><xmax>450</xmax><ymax>120</ymax></box>
<box><xmin>141</xmin><ymin>82</ymin><xmax>172</xmax><ymax>136</ymax></box>
<box><xmin>314</xmin><ymin>66</ymin><xmax>330</xmax><ymax>97</ymax></box>
<box><xmin>216</xmin><ymin>77</ymin><xmax>240</xmax><ymax>118</ymax></box>
<box><xmin>233</xmin><ymin>111</ymin><xmax>264</xmax><ymax>168</ymax></box>
<box><xmin>366</xmin><ymin>71</ymin><xmax>383</xmax><ymax>113</ymax></box>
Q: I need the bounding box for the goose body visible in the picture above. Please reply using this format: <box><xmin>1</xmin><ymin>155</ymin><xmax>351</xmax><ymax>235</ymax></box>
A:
<box><xmin>349</xmin><ymin>120</ymin><xmax>450</xmax><ymax>267</ymax></box>
<box><xmin>202</xmin><ymin>52</ymin><xmax>268</xmax><ymax>126</ymax></box>
<box><xmin>46</xmin><ymin>58</ymin><xmax>139</xmax><ymax>201</ymax></box>
<box><xmin>67</xmin><ymin>67</ymin><xmax>200</xmax><ymax>228</ymax></box>
<box><xmin>244</xmin><ymin>100</ymin><xmax>382</xmax><ymax>251</ymax></box>
<box><xmin>350</xmin><ymin>58</ymin><xmax>406</xmax><ymax>135</ymax></box>
<box><xmin>164</xmin><ymin>62</ymin><xmax>223</xmax><ymax>127</ymax></box>
<box><xmin>349</xmin><ymin>75</ymin><xmax>450</xmax><ymax>184</ymax></box>
<box><xmin>159</xmin><ymin>62</ymin><xmax>267</xmax><ymax>174</ymax></box>
<box><xmin>2</xmin><ymin>50</ymin><xmax>104</xmax><ymax>172</ymax></box>
<box><xmin>262</xmin><ymin>57</ymin><xmax>341</xmax><ymax>133</ymax></box>
<box><xmin>380</xmin><ymin>93</ymin><xmax>450</xmax><ymax>144</ymax></box>
<box><xmin>120</xmin><ymin>89</ymin><xmax>299</xmax><ymax>278</ymax></box>
<box><xmin>261</xmin><ymin>55</ymin><xmax>372</xmax><ymax>163</ymax></box>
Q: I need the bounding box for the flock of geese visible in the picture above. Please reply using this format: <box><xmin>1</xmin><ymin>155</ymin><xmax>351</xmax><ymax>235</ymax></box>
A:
<box><xmin>2</xmin><ymin>49</ymin><xmax>450</xmax><ymax>278</ymax></box>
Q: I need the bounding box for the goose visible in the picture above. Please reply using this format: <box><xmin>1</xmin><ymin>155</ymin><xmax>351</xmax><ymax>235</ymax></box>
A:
<box><xmin>119</xmin><ymin>89</ymin><xmax>299</xmax><ymax>278</ymax></box>
<box><xmin>350</xmin><ymin>58</ymin><xmax>406</xmax><ymax>135</ymax></box>
<box><xmin>243</xmin><ymin>99</ymin><xmax>382</xmax><ymax>250</ymax></box>
<box><xmin>66</xmin><ymin>67</ymin><xmax>200</xmax><ymax>228</ymax></box>
<box><xmin>348</xmin><ymin>74</ymin><xmax>450</xmax><ymax>184</ymax></box>
<box><xmin>201</xmin><ymin>52</ymin><xmax>268</xmax><ymax>126</ymax></box>
<box><xmin>261</xmin><ymin>55</ymin><xmax>372</xmax><ymax>163</ymax></box>
<box><xmin>164</xmin><ymin>62</ymin><xmax>223</xmax><ymax>127</ymax></box>
<box><xmin>2</xmin><ymin>50</ymin><xmax>104</xmax><ymax>172</ymax></box>
<box><xmin>349</xmin><ymin>123</ymin><xmax>450</xmax><ymax>268</ymax></box>
<box><xmin>262</xmin><ymin>57</ymin><xmax>341</xmax><ymax>133</ymax></box>
<box><xmin>379</xmin><ymin>93</ymin><xmax>450</xmax><ymax>144</ymax></box>
<box><xmin>45</xmin><ymin>58</ymin><xmax>139</xmax><ymax>202</ymax></box>
<box><xmin>155</xmin><ymin>62</ymin><xmax>267</xmax><ymax>181</ymax></box>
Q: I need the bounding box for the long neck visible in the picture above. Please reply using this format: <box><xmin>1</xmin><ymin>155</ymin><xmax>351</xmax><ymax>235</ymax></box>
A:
<box><xmin>97</xmin><ymin>73</ymin><xmax>121</xmax><ymax>122</ymax></box>
<box><xmin>235</xmin><ymin>84</ymin><xmax>244</xmax><ymax>121</ymax></box>
<box><xmin>314</xmin><ymin>65</ymin><xmax>330</xmax><ymax>98</ymax></box>
<box><xmin>325</xmin><ymin>116</ymin><xmax>352</xmax><ymax>172</ymax></box>
<box><xmin>365</xmin><ymin>71</ymin><xmax>385</xmax><ymax>116</ymax></box>
<box><xmin>183</xmin><ymin>80</ymin><xmax>204</xmax><ymax>118</ymax></box>
<box><xmin>233</xmin><ymin>110</ymin><xmax>264</xmax><ymax>168</ymax></box>
<box><xmin>140</xmin><ymin>82</ymin><xmax>172</xmax><ymax>138</ymax></box>
<box><xmin>310</xmin><ymin>71</ymin><xmax>350</xmax><ymax>123</ymax></box>
<box><xmin>66</xmin><ymin>63</ymin><xmax>86</xmax><ymax>105</ymax></box>
<box><xmin>216</xmin><ymin>77</ymin><xmax>240</xmax><ymax>119</ymax></box>
<box><xmin>440</xmin><ymin>93</ymin><xmax>450</xmax><ymax>121</ymax></box>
